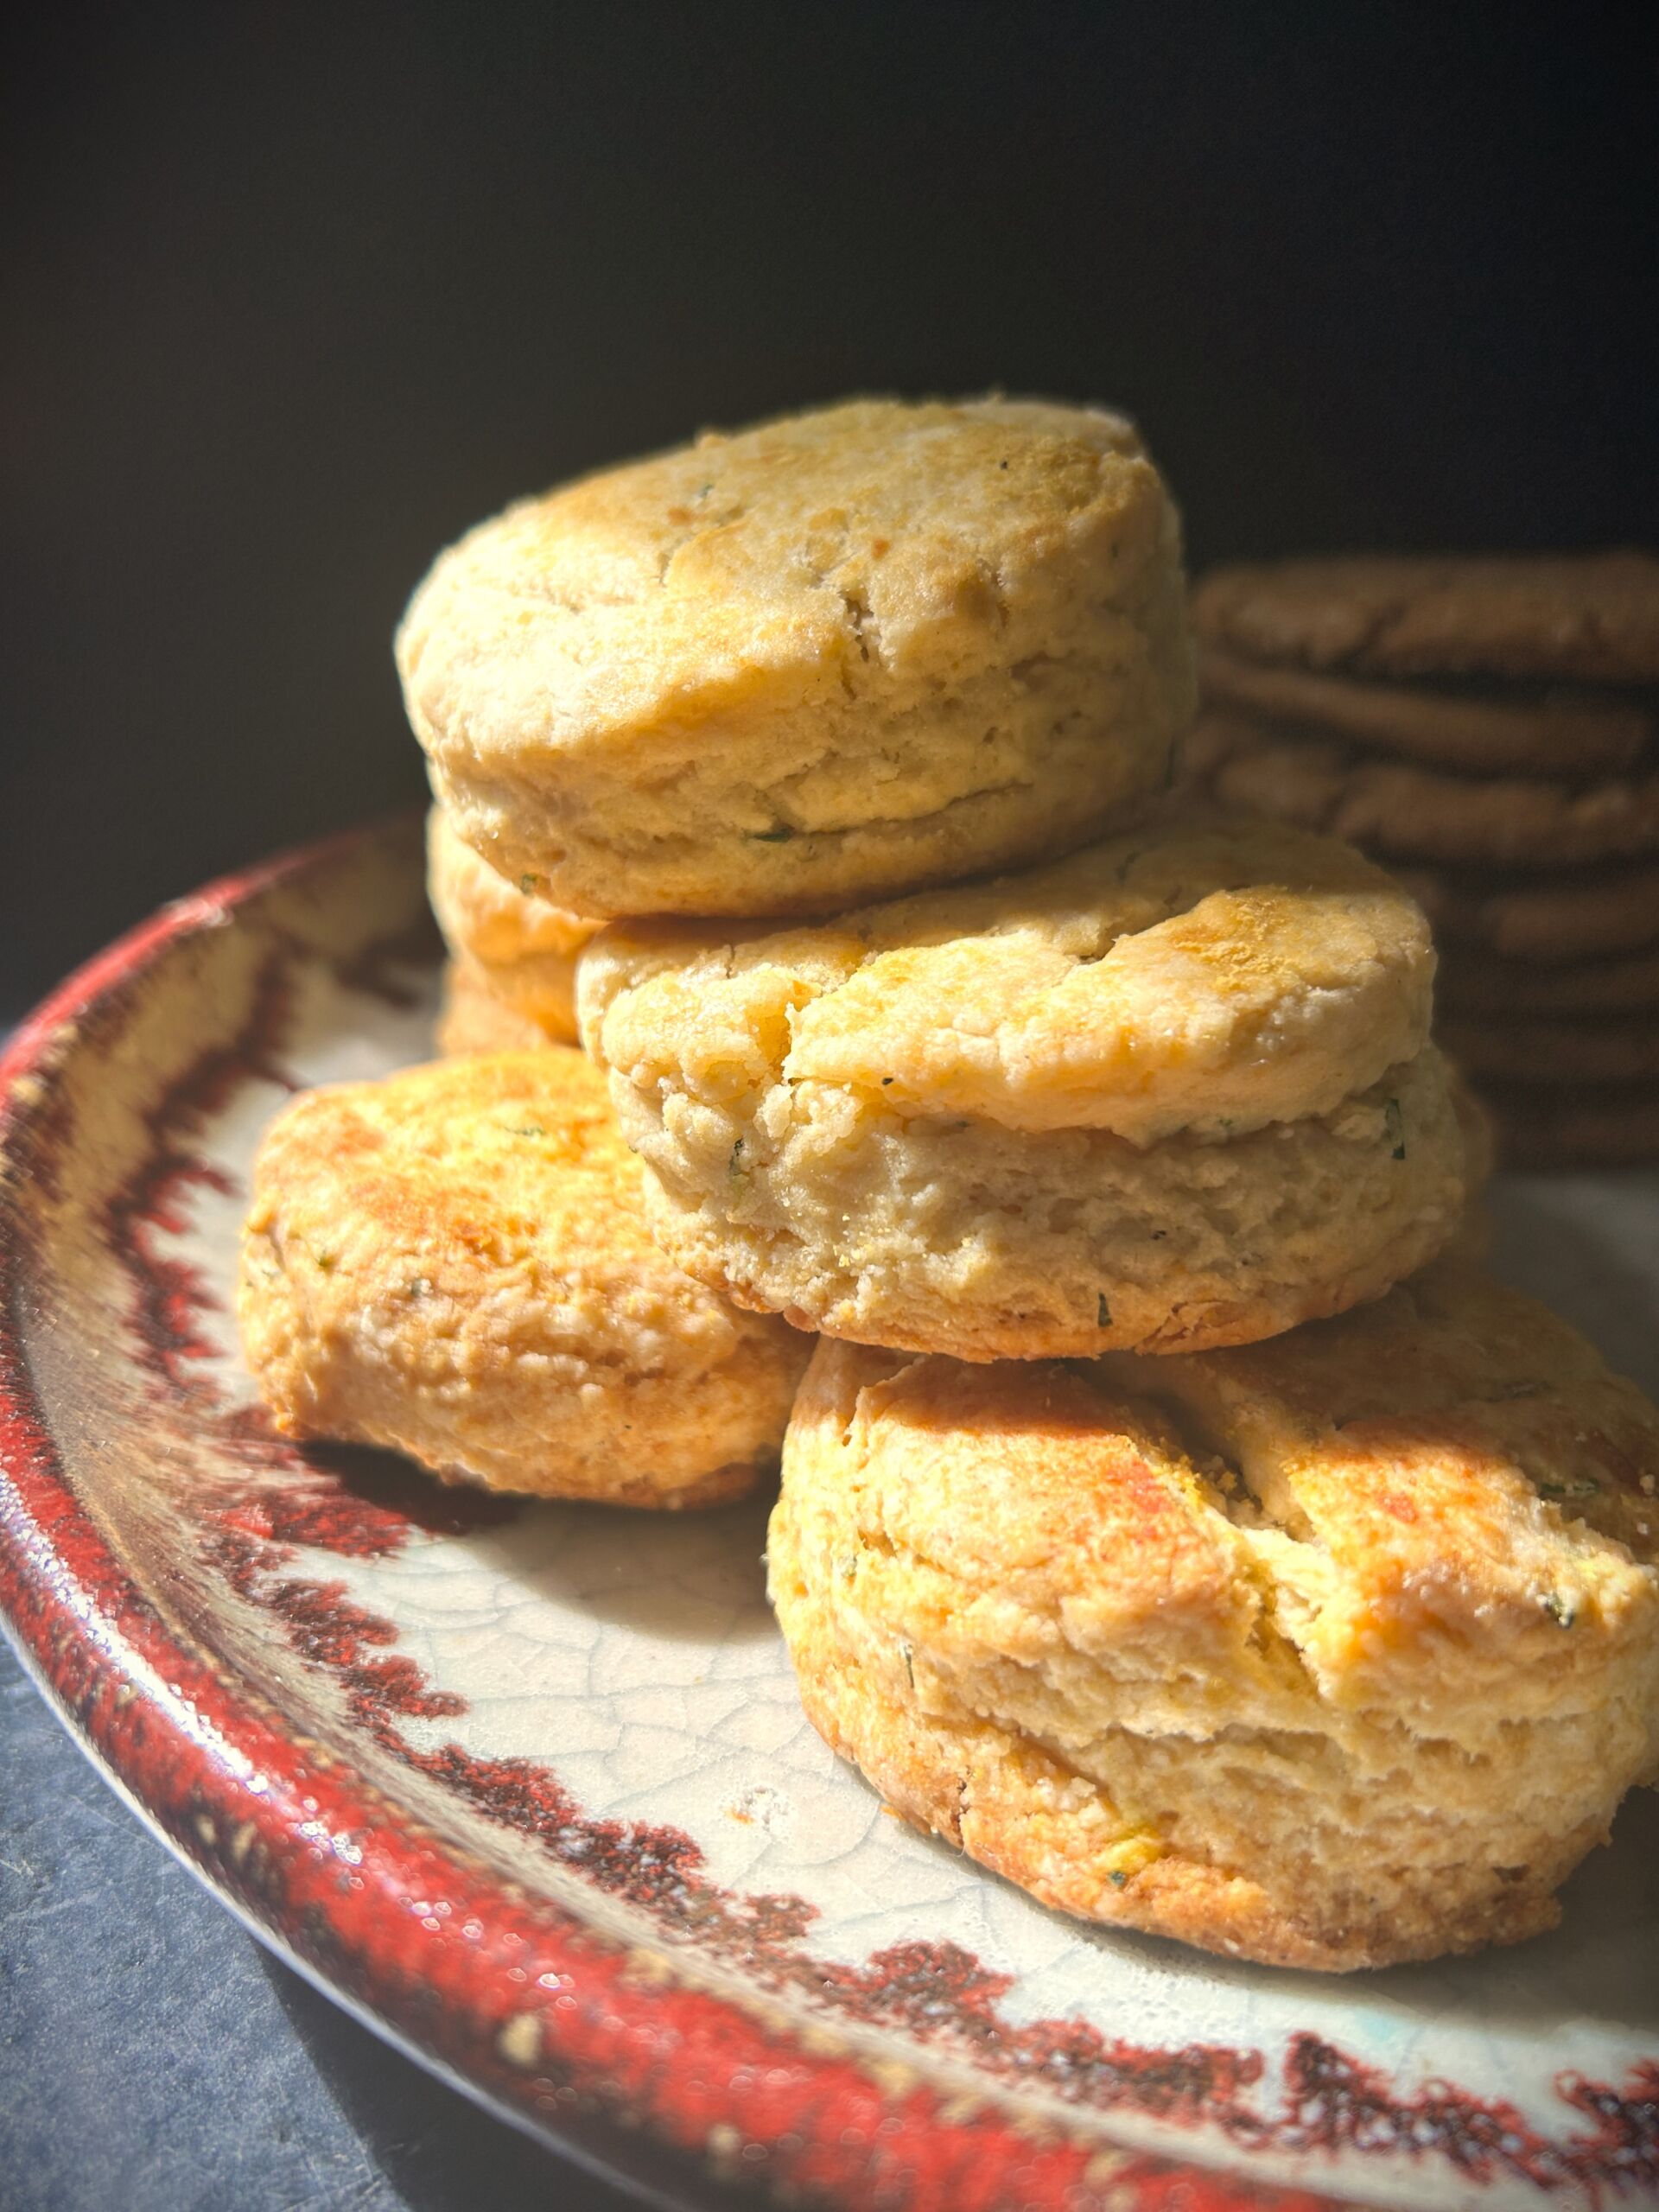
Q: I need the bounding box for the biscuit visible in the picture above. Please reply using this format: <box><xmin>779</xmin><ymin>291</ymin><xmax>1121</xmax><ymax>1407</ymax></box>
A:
<box><xmin>1186</xmin><ymin>712</ymin><xmax>1659</xmax><ymax>869</ymax></box>
<box><xmin>768</xmin><ymin>1267</ymin><xmax>1659</xmax><ymax>1970</ymax></box>
<box><xmin>579</xmin><ymin>812</ymin><xmax>1465</xmax><ymax>1359</ymax></box>
<box><xmin>1395</xmin><ymin>858</ymin><xmax>1659</xmax><ymax>963</ymax></box>
<box><xmin>1438</xmin><ymin>943</ymin><xmax>1659</xmax><ymax>1014</ymax></box>
<box><xmin>1193</xmin><ymin>550</ymin><xmax>1659</xmax><ymax>683</ymax></box>
<box><xmin>1198</xmin><ymin>645</ymin><xmax>1652</xmax><ymax>779</ymax></box>
<box><xmin>1440</xmin><ymin>1014</ymin><xmax>1659</xmax><ymax>1088</ymax></box>
<box><xmin>1488</xmin><ymin>1086</ymin><xmax>1659</xmax><ymax>1170</ymax></box>
<box><xmin>238</xmin><ymin>1051</ymin><xmax>811</xmax><ymax>1505</ymax></box>
<box><xmin>397</xmin><ymin>397</ymin><xmax>1195</xmax><ymax>918</ymax></box>
<box><xmin>435</xmin><ymin>956</ymin><xmax>558</xmax><ymax>1056</ymax></box>
<box><xmin>427</xmin><ymin>807</ymin><xmax>596</xmax><ymax>1044</ymax></box>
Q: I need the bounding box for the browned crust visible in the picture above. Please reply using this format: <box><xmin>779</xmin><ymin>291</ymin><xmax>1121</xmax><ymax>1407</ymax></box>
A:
<box><xmin>272</xmin><ymin>1402</ymin><xmax>767</xmax><ymax>1510</ymax></box>
<box><xmin>789</xmin><ymin>1648</ymin><xmax>1579</xmax><ymax>1974</ymax></box>
<box><xmin>771</xmin><ymin>1301</ymin><xmax>1659</xmax><ymax>1970</ymax></box>
<box><xmin>400</xmin><ymin>398</ymin><xmax>1192</xmax><ymax>918</ymax></box>
<box><xmin>238</xmin><ymin>1050</ymin><xmax>811</xmax><ymax>1503</ymax></box>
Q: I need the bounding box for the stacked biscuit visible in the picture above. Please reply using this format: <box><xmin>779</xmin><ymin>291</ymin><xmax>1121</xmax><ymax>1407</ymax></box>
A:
<box><xmin>238</xmin><ymin>400</ymin><xmax>1659</xmax><ymax>1974</ymax></box>
<box><xmin>1187</xmin><ymin>553</ymin><xmax>1659</xmax><ymax>1166</ymax></box>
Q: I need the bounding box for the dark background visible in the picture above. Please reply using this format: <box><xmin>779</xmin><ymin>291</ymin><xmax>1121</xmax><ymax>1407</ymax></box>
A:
<box><xmin>2</xmin><ymin>1</ymin><xmax>1656</xmax><ymax>1012</ymax></box>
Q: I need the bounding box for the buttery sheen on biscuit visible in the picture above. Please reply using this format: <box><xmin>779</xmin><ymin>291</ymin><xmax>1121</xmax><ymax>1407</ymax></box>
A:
<box><xmin>769</xmin><ymin>1266</ymin><xmax>1659</xmax><ymax>1971</ymax></box>
<box><xmin>238</xmin><ymin>1051</ymin><xmax>810</xmax><ymax>1505</ymax></box>
<box><xmin>397</xmin><ymin>397</ymin><xmax>1195</xmax><ymax>918</ymax></box>
<box><xmin>578</xmin><ymin>811</ymin><xmax>1465</xmax><ymax>1359</ymax></box>
<box><xmin>428</xmin><ymin>806</ymin><xmax>596</xmax><ymax>1044</ymax></box>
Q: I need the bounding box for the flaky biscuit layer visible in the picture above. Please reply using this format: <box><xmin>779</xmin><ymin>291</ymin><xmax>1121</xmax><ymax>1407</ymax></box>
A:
<box><xmin>581</xmin><ymin>811</ymin><xmax>1435</xmax><ymax>1148</ymax></box>
<box><xmin>398</xmin><ymin>397</ymin><xmax>1194</xmax><ymax>917</ymax></box>
<box><xmin>770</xmin><ymin>1268</ymin><xmax>1659</xmax><ymax>1969</ymax></box>
<box><xmin>616</xmin><ymin>1047</ymin><xmax>1463</xmax><ymax>1359</ymax></box>
<box><xmin>577</xmin><ymin>813</ymin><xmax>1457</xmax><ymax>1359</ymax></box>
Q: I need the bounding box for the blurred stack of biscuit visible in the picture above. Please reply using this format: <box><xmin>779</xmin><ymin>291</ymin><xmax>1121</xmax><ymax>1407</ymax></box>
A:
<box><xmin>427</xmin><ymin>804</ymin><xmax>595</xmax><ymax>1053</ymax></box>
<box><xmin>1186</xmin><ymin>552</ymin><xmax>1659</xmax><ymax>1166</ymax></box>
<box><xmin>238</xmin><ymin>401</ymin><xmax>1659</xmax><ymax>1974</ymax></box>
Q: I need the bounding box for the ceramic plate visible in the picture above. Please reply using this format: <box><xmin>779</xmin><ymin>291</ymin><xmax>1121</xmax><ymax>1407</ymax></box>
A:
<box><xmin>2</xmin><ymin>817</ymin><xmax>1656</xmax><ymax>2212</ymax></box>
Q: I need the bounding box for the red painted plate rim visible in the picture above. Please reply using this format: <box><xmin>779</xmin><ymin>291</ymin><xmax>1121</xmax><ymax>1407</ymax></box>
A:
<box><xmin>0</xmin><ymin>821</ymin><xmax>1379</xmax><ymax>2212</ymax></box>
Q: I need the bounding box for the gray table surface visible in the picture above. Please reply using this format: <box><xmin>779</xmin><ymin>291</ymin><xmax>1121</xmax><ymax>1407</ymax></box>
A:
<box><xmin>0</xmin><ymin>1634</ymin><xmax>651</xmax><ymax>2211</ymax></box>
<box><xmin>0</xmin><ymin>995</ymin><xmax>615</xmax><ymax>2212</ymax></box>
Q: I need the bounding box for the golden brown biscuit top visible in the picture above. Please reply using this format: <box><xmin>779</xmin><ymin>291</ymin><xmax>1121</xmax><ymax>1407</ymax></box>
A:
<box><xmin>804</xmin><ymin>1263</ymin><xmax>1659</xmax><ymax>1728</ymax></box>
<box><xmin>1105</xmin><ymin>1261</ymin><xmax>1659</xmax><ymax>1576</ymax></box>
<box><xmin>397</xmin><ymin>397</ymin><xmax>1167</xmax><ymax>747</ymax></box>
<box><xmin>246</xmin><ymin>1050</ymin><xmax>763</xmax><ymax>1372</ymax></box>
<box><xmin>579</xmin><ymin>811</ymin><xmax>1434</xmax><ymax>1143</ymax></box>
<box><xmin>1193</xmin><ymin>550</ymin><xmax>1659</xmax><ymax>682</ymax></box>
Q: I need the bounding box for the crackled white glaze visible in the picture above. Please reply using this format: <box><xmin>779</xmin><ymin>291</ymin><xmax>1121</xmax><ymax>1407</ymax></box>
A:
<box><xmin>146</xmin><ymin>947</ymin><xmax>1659</xmax><ymax>2212</ymax></box>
